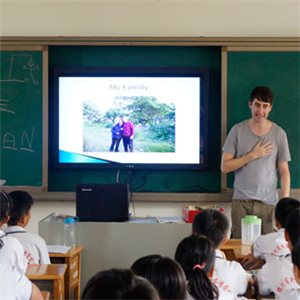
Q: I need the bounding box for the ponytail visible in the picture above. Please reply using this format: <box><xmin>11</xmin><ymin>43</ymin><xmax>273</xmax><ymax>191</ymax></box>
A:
<box><xmin>175</xmin><ymin>234</ymin><xmax>218</xmax><ymax>300</ymax></box>
<box><xmin>188</xmin><ymin>267</ymin><xmax>218</xmax><ymax>300</ymax></box>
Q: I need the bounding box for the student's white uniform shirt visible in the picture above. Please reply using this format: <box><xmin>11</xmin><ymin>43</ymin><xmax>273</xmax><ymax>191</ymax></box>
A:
<box><xmin>186</xmin><ymin>284</ymin><xmax>248</xmax><ymax>300</ymax></box>
<box><xmin>0</xmin><ymin>263</ymin><xmax>32</xmax><ymax>300</ymax></box>
<box><xmin>212</xmin><ymin>249</ymin><xmax>250</xmax><ymax>296</ymax></box>
<box><xmin>258</xmin><ymin>254</ymin><xmax>300</xmax><ymax>299</ymax></box>
<box><xmin>253</xmin><ymin>229</ymin><xmax>290</xmax><ymax>261</ymax></box>
<box><xmin>218</xmin><ymin>288</ymin><xmax>248</xmax><ymax>300</ymax></box>
<box><xmin>0</xmin><ymin>230</ymin><xmax>27</xmax><ymax>275</ymax></box>
<box><xmin>4</xmin><ymin>226</ymin><xmax>51</xmax><ymax>264</ymax></box>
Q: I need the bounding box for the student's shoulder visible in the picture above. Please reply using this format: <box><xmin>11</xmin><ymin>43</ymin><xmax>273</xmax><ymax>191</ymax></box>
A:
<box><xmin>3</xmin><ymin>235</ymin><xmax>24</xmax><ymax>248</ymax></box>
<box><xmin>261</xmin><ymin>254</ymin><xmax>291</xmax><ymax>273</ymax></box>
<box><xmin>25</xmin><ymin>232</ymin><xmax>48</xmax><ymax>245</ymax></box>
<box><xmin>215</xmin><ymin>257</ymin><xmax>247</xmax><ymax>273</ymax></box>
<box><xmin>254</xmin><ymin>231</ymin><xmax>282</xmax><ymax>246</ymax></box>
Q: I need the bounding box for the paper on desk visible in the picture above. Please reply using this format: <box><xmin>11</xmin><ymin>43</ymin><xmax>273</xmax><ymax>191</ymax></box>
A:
<box><xmin>155</xmin><ymin>217</ymin><xmax>184</xmax><ymax>223</ymax></box>
<box><xmin>47</xmin><ymin>245</ymin><xmax>71</xmax><ymax>254</ymax></box>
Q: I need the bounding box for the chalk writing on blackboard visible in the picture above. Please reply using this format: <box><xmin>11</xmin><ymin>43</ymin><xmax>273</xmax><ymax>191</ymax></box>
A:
<box><xmin>0</xmin><ymin>99</ymin><xmax>15</xmax><ymax>114</ymax></box>
<box><xmin>0</xmin><ymin>54</ymin><xmax>39</xmax><ymax>85</ymax></box>
<box><xmin>2</xmin><ymin>127</ymin><xmax>35</xmax><ymax>153</ymax></box>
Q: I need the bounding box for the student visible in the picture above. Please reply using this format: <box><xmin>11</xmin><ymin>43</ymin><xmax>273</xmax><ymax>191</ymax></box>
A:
<box><xmin>0</xmin><ymin>190</ymin><xmax>27</xmax><ymax>274</ymax></box>
<box><xmin>258</xmin><ymin>208</ymin><xmax>300</xmax><ymax>299</ymax></box>
<box><xmin>243</xmin><ymin>197</ymin><xmax>300</xmax><ymax>269</ymax></box>
<box><xmin>175</xmin><ymin>234</ymin><xmax>218</xmax><ymax>300</ymax></box>
<box><xmin>82</xmin><ymin>268</ymin><xmax>160</xmax><ymax>300</ymax></box>
<box><xmin>131</xmin><ymin>255</ymin><xmax>187</xmax><ymax>300</ymax></box>
<box><xmin>4</xmin><ymin>190</ymin><xmax>51</xmax><ymax>264</ymax></box>
<box><xmin>221</xmin><ymin>86</ymin><xmax>291</xmax><ymax>238</ymax></box>
<box><xmin>175</xmin><ymin>234</ymin><xmax>247</xmax><ymax>300</ymax></box>
<box><xmin>292</xmin><ymin>241</ymin><xmax>300</xmax><ymax>286</ymax></box>
<box><xmin>192</xmin><ymin>209</ymin><xmax>251</xmax><ymax>296</ymax></box>
<box><xmin>0</xmin><ymin>263</ymin><xmax>43</xmax><ymax>300</ymax></box>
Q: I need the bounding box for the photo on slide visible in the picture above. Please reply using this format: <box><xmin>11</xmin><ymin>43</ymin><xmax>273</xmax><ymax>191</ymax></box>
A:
<box><xmin>82</xmin><ymin>94</ymin><xmax>176</xmax><ymax>153</ymax></box>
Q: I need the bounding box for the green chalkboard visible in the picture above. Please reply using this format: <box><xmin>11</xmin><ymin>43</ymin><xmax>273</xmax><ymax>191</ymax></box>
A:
<box><xmin>48</xmin><ymin>46</ymin><xmax>222</xmax><ymax>192</ymax></box>
<box><xmin>0</xmin><ymin>51</ymin><xmax>43</xmax><ymax>186</ymax></box>
<box><xmin>227</xmin><ymin>51</ymin><xmax>300</xmax><ymax>188</ymax></box>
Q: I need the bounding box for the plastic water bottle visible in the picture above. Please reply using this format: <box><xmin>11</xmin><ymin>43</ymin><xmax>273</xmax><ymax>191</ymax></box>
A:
<box><xmin>241</xmin><ymin>215</ymin><xmax>262</xmax><ymax>245</ymax></box>
<box><xmin>63</xmin><ymin>217</ymin><xmax>77</xmax><ymax>246</ymax></box>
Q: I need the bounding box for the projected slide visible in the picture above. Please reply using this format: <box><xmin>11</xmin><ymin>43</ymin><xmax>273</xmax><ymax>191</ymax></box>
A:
<box><xmin>59</xmin><ymin>76</ymin><xmax>200</xmax><ymax>165</ymax></box>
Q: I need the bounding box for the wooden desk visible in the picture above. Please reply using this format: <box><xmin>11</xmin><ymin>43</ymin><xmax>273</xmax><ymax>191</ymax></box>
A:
<box><xmin>49</xmin><ymin>245</ymin><xmax>83</xmax><ymax>300</ymax></box>
<box><xmin>220</xmin><ymin>239</ymin><xmax>252</xmax><ymax>261</ymax></box>
<box><xmin>26</xmin><ymin>264</ymin><xmax>67</xmax><ymax>300</ymax></box>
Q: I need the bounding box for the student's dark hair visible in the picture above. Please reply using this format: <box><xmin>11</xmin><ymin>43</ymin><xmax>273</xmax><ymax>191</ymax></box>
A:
<box><xmin>131</xmin><ymin>255</ymin><xmax>162</xmax><ymax>275</ymax></box>
<box><xmin>131</xmin><ymin>255</ymin><xmax>186</xmax><ymax>300</ymax></box>
<box><xmin>275</xmin><ymin>197</ymin><xmax>300</xmax><ymax>228</ymax></box>
<box><xmin>8</xmin><ymin>190</ymin><xmax>34</xmax><ymax>225</ymax></box>
<box><xmin>292</xmin><ymin>241</ymin><xmax>300</xmax><ymax>269</ymax></box>
<box><xmin>0</xmin><ymin>190</ymin><xmax>11</xmax><ymax>249</ymax></box>
<box><xmin>250</xmin><ymin>86</ymin><xmax>273</xmax><ymax>105</ymax></box>
<box><xmin>0</xmin><ymin>190</ymin><xmax>11</xmax><ymax>222</ymax></box>
<box><xmin>192</xmin><ymin>209</ymin><xmax>229</xmax><ymax>248</ymax></box>
<box><xmin>82</xmin><ymin>268</ymin><xmax>160</xmax><ymax>300</ymax></box>
<box><xmin>285</xmin><ymin>208</ymin><xmax>300</xmax><ymax>247</ymax></box>
<box><xmin>175</xmin><ymin>234</ymin><xmax>218</xmax><ymax>300</ymax></box>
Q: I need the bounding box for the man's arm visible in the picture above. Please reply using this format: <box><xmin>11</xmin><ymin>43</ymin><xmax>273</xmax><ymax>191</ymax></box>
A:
<box><xmin>278</xmin><ymin>161</ymin><xmax>290</xmax><ymax>198</ymax></box>
<box><xmin>221</xmin><ymin>140</ymin><xmax>273</xmax><ymax>174</ymax></box>
<box><xmin>221</xmin><ymin>151</ymin><xmax>254</xmax><ymax>174</ymax></box>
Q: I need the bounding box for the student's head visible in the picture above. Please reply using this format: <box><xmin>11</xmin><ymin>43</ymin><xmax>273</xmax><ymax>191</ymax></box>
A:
<box><xmin>250</xmin><ymin>86</ymin><xmax>274</xmax><ymax>105</ymax></box>
<box><xmin>175</xmin><ymin>234</ymin><xmax>218</xmax><ymax>300</ymax></box>
<box><xmin>82</xmin><ymin>268</ymin><xmax>160</xmax><ymax>300</ymax></box>
<box><xmin>275</xmin><ymin>197</ymin><xmax>300</xmax><ymax>229</ymax></box>
<box><xmin>131</xmin><ymin>255</ymin><xmax>162</xmax><ymax>275</ymax></box>
<box><xmin>131</xmin><ymin>255</ymin><xmax>186</xmax><ymax>300</ymax></box>
<box><xmin>8</xmin><ymin>191</ymin><xmax>34</xmax><ymax>227</ymax></box>
<box><xmin>285</xmin><ymin>208</ymin><xmax>300</xmax><ymax>251</ymax></box>
<box><xmin>121</xmin><ymin>116</ymin><xmax>128</xmax><ymax>122</ymax></box>
<box><xmin>0</xmin><ymin>190</ymin><xmax>11</xmax><ymax>225</ymax></box>
<box><xmin>292</xmin><ymin>241</ymin><xmax>300</xmax><ymax>286</ymax></box>
<box><xmin>192</xmin><ymin>209</ymin><xmax>229</xmax><ymax>248</ymax></box>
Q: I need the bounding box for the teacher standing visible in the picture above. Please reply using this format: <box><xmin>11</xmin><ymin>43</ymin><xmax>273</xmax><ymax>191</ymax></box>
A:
<box><xmin>221</xmin><ymin>86</ymin><xmax>291</xmax><ymax>238</ymax></box>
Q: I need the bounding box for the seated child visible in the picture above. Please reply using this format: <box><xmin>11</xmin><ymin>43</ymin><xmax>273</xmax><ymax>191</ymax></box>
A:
<box><xmin>243</xmin><ymin>197</ymin><xmax>300</xmax><ymax>269</ymax></box>
<box><xmin>0</xmin><ymin>190</ymin><xmax>27</xmax><ymax>274</ymax></box>
<box><xmin>82</xmin><ymin>268</ymin><xmax>160</xmax><ymax>300</ymax></box>
<box><xmin>4</xmin><ymin>190</ymin><xmax>50</xmax><ymax>264</ymax></box>
<box><xmin>131</xmin><ymin>255</ymin><xmax>187</xmax><ymax>300</ymax></box>
<box><xmin>258</xmin><ymin>207</ymin><xmax>300</xmax><ymax>299</ymax></box>
<box><xmin>0</xmin><ymin>263</ymin><xmax>43</xmax><ymax>300</ymax></box>
<box><xmin>192</xmin><ymin>209</ymin><xmax>252</xmax><ymax>296</ymax></box>
<box><xmin>292</xmin><ymin>241</ymin><xmax>300</xmax><ymax>286</ymax></box>
<box><xmin>175</xmin><ymin>234</ymin><xmax>247</xmax><ymax>300</ymax></box>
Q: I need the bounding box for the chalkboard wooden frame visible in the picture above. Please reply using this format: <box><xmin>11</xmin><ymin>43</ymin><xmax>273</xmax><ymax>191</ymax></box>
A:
<box><xmin>0</xmin><ymin>46</ymin><xmax>48</xmax><ymax>192</ymax></box>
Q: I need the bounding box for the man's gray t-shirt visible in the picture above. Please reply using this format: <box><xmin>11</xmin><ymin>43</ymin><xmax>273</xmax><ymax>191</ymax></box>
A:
<box><xmin>222</xmin><ymin>120</ymin><xmax>291</xmax><ymax>204</ymax></box>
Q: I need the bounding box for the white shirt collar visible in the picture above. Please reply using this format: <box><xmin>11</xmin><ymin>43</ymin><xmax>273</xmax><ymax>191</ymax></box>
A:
<box><xmin>4</xmin><ymin>225</ymin><xmax>26</xmax><ymax>233</ymax></box>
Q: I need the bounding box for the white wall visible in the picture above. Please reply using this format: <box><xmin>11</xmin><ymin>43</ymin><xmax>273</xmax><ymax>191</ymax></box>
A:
<box><xmin>1</xmin><ymin>1</ymin><xmax>300</xmax><ymax>37</ymax></box>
